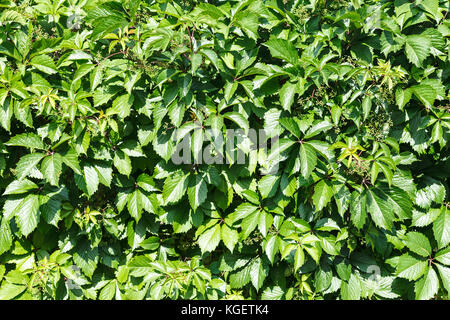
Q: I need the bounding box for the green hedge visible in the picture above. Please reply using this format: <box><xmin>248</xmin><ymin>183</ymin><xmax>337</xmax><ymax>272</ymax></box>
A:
<box><xmin>0</xmin><ymin>0</ymin><xmax>449</xmax><ymax>300</ymax></box>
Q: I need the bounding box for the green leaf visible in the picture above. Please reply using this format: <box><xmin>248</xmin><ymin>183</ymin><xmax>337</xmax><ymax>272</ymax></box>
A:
<box><xmin>412</xmin><ymin>84</ymin><xmax>436</xmax><ymax>108</ymax></box>
<box><xmin>279</xmin><ymin>82</ymin><xmax>297</xmax><ymax>111</ymax></box>
<box><xmin>435</xmin><ymin>247</ymin><xmax>450</xmax><ymax>265</ymax></box>
<box><xmin>258</xmin><ymin>174</ymin><xmax>280</xmax><ymax>199</ymax></box>
<box><xmin>5</xmin><ymin>133</ymin><xmax>45</xmax><ymax>150</ymax></box>
<box><xmin>433</xmin><ymin>207</ymin><xmax>450</xmax><ymax>249</ymax></box>
<box><xmin>15</xmin><ymin>153</ymin><xmax>45</xmax><ymax>180</ymax></box>
<box><xmin>73</xmin><ymin>64</ymin><xmax>95</xmax><ymax>84</ymax></box>
<box><xmin>107</xmin><ymin>94</ymin><xmax>134</xmax><ymax>119</ymax></box>
<box><xmin>223</xmin><ymin>112</ymin><xmax>249</xmax><ymax>134</ymax></box>
<box><xmin>294</xmin><ymin>246</ymin><xmax>305</xmax><ymax>272</ymax></box>
<box><xmin>395</xmin><ymin>88</ymin><xmax>412</xmax><ymax>110</ymax></box>
<box><xmin>264</xmin><ymin>39</ymin><xmax>299</xmax><ymax>65</ymax></box>
<box><xmin>99</xmin><ymin>280</ymin><xmax>116</xmax><ymax>300</ymax></box>
<box><xmin>404</xmin><ymin>35</ymin><xmax>431</xmax><ymax>67</ymax></box>
<box><xmin>341</xmin><ymin>274</ymin><xmax>361</xmax><ymax>300</ymax></box>
<box><xmin>187</xmin><ymin>174</ymin><xmax>208</xmax><ymax>211</ymax></box>
<box><xmin>250</xmin><ymin>257</ymin><xmax>268</xmax><ymax>291</ymax></box>
<box><xmin>221</xmin><ymin>224</ymin><xmax>239</xmax><ymax>252</ymax></box>
<box><xmin>162</xmin><ymin>172</ymin><xmax>189</xmax><ymax>205</ymax></box>
<box><xmin>14</xmin><ymin>194</ymin><xmax>40</xmax><ymax>237</ymax></box>
<box><xmin>299</xmin><ymin>143</ymin><xmax>317</xmax><ymax>179</ymax></box>
<box><xmin>3</xmin><ymin>179</ymin><xmax>38</xmax><ymax>195</ymax></box>
<box><xmin>41</xmin><ymin>153</ymin><xmax>63</xmax><ymax>186</ymax></box>
<box><xmin>350</xmin><ymin>191</ymin><xmax>367</xmax><ymax>230</ymax></box>
<box><xmin>396</xmin><ymin>254</ymin><xmax>428</xmax><ymax>281</ymax></box>
<box><xmin>84</xmin><ymin>164</ymin><xmax>99</xmax><ymax>197</ymax></box>
<box><xmin>366</xmin><ymin>188</ymin><xmax>395</xmax><ymax>230</ymax></box>
<box><xmin>362</xmin><ymin>95</ymin><xmax>372</xmax><ymax>120</ymax></box>
<box><xmin>127</xmin><ymin>189</ymin><xmax>144</xmax><ymax>222</ymax></box>
<box><xmin>0</xmin><ymin>218</ymin><xmax>13</xmax><ymax>255</ymax></box>
<box><xmin>435</xmin><ymin>264</ymin><xmax>450</xmax><ymax>293</ymax></box>
<box><xmin>29</xmin><ymin>54</ymin><xmax>58</xmax><ymax>74</ymax></box>
<box><xmin>312</xmin><ymin>180</ymin><xmax>333</xmax><ymax>211</ymax></box>
<box><xmin>414</xmin><ymin>267</ymin><xmax>439</xmax><ymax>300</ymax></box>
<box><xmin>404</xmin><ymin>232</ymin><xmax>432</xmax><ymax>257</ymax></box>
<box><xmin>198</xmin><ymin>223</ymin><xmax>221</xmax><ymax>253</ymax></box>
<box><xmin>113</xmin><ymin>150</ymin><xmax>132</xmax><ymax>177</ymax></box>
<box><xmin>73</xmin><ymin>241</ymin><xmax>98</xmax><ymax>279</ymax></box>
<box><xmin>264</xmin><ymin>234</ymin><xmax>280</xmax><ymax>264</ymax></box>
<box><xmin>0</xmin><ymin>282</ymin><xmax>26</xmax><ymax>300</ymax></box>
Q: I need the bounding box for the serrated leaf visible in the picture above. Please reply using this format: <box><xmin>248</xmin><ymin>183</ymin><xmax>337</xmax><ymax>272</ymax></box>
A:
<box><xmin>14</xmin><ymin>194</ymin><xmax>40</xmax><ymax>237</ymax></box>
<box><xmin>41</xmin><ymin>153</ymin><xmax>63</xmax><ymax>186</ymax></box>
<box><xmin>396</xmin><ymin>254</ymin><xmax>428</xmax><ymax>281</ymax></box>
<box><xmin>299</xmin><ymin>143</ymin><xmax>317</xmax><ymax>179</ymax></box>
<box><xmin>162</xmin><ymin>172</ymin><xmax>189</xmax><ymax>205</ymax></box>
<box><xmin>3</xmin><ymin>179</ymin><xmax>38</xmax><ymax>195</ymax></box>
<box><xmin>84</xmin><ymin>164</ymin><xmax>99</xmax><ymax>197</ymax></box>
<box><xmin>404</xmin><ymin>232</ymin><xmax>432</xmax><ymax>257</ymax></box>
<box><xmin>414</xmin><ymin>267</ymin><xmax>439</xmax><ymax>300</ymax></box>
<box><xmin>433</xmin><ymin>207</ymin><xmax>449</xmax><ymax>249</ymax></box>
<box><xmin>221</xmin><ymin>224</ymin><xmax>239</xmax><ymax>253</ymax></box>
<box><xmin>6</xmin><ymin>133</ymin><xmax>45</xmax><ymax>150</ymax></box>
<box><xmin>279</xmin><ymin>82</ymin><xmax>297</xmax><ymax>111</ymax></box>
<box><xmin>312</xmin><ymin>180</ymin><xmax>333</xmax><ymax>211</ymax></box>
<box><xmin>264</xmin><ymin>39</ymin><xmax>299</xmax><ymax>65</ymax></box>
<box><xmin>15</xmin><ymin>153</ymin><xmax>45</xmax><ymax>180</ymax></box>
<box><xmin>404</xmin><ymin>35</ymin><xmax>431</xmax><ymax>67</ymax></box>
<box><xmin>198</xmin><ymin>223</ymin><xmax>221</xmax><ymax>253</ymax></box>
<box><xmin>187</xmin><ymin>174</ymin><xmax>207</xmax><ymax>211</ymax></box>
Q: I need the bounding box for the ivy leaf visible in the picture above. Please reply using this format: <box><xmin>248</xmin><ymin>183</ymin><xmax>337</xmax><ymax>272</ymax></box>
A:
<box><xmin>0</xmin><ymin>282</ymin><xmax>26</xmax><ymax>300</ymax></box>
<box><xmin>162</xmin><ymin>172</ymin><xmax>189</xmax><ymax>205</ymax></box>
<box><xmin>5</xmin><ymin>133</ymin><xmax>45</xmax><ymax>150</ymax></box>
<box><xmin>107</xmin><ymin>94</ymin><xmax>134</xmax><ymax>119</ymax></box>
<box><xmin>404</xmin><ymin>232</ymin><xmax>432</xmax><ymax>257</ymax></box>
<box><xmin>396</xmin><ymin>254</ymin><xmax>428</xmax><ymax>281</ymax></box>
<box><xmin>221</xmin><ymin>224</ymin><xmax>239</xmax><ymax>252</ymax></box>
<box><xmin>3</xmin><ymin>179</ymin><xmax>38</xmax><ymax>195</ymax></box>
<box><xmin>341</xmin><ymin>274</ymin><xmax>361</xmax><ymax>300</ymax></box>
<box><xmin>41</xmin><ymin>153</ymin><xmax>63</xmax><ymax>186</ymax></box>
<box><xmin>412</xmin><ymin>84</ymin><xmax>436</xmax><ymax>108</ymax></box>
<box><xmin>113</xmin><ymin>150</ymin><xmax>132</xmax><ymax>177</ymax></box>
<box><xmin>258</xmin><ymin>174</ymin><xmax>280</xmax><ymax>199</ymax></box>
<box><xmin>99</xmin><ymin>280</ymin><xmax>116</xmax><ymax>300</ymax></box>
<box><xmin>84</xmin><ymin>164</ymin><xmax>99</xmax><ymax>197</ymax></box>
<box><xmin>279</xmin><ymin>82</ymin><xmax>297</xmax><ymax>112</ymax></box>
<box><xmin>187</xmin><ymin>174</ymin><xmax>208</xmax><ymax>211</ymax></box>
<box><xmin>15</xmin><ymin>153</ymin><xmax>45</xmax><ymax>180</ymax></box>
<box><xmin>350</xmin><ymin>191</ymin><xmax>367</xmax><ymax>229</ymax></box>
<box><xmin>433</xmin><ymin>208</ymin><xmax>449</xmax><ymax>249</ymax></box>
<box><xmin>198</xmin><ymin>224</ymin><xmax>221</xmax><ymax>253</ymax></box>
<box><xmin>0</xmin><ymin>218</ymin><xmax>13</xmax><ymax>255</ymax></box>
<box><xmin>366</xmin><ymin>188</ymin><xmax>395</xmax><ymax>230</ymax></box>
<box><xmin>299</xmin><ymin>143</ymin><xmax>317</xmax><ymax>179</ymax></box>
<box><xmin>435</xmin><ymin>247</ymin><xmax>450</xmax><ymax>266</ymax></box>
<box><xmin>127</xmin><ymin>189</ymin><xmax>144</xmax><ymax>222</ymax></box>
<box><xmin>312</xmin><ymin>180</ymin><xmax>333</xmax><ymax>211</ymax></box>
<box><xmin>29</xmin><ymin>54</ymin><xmax>58</xmax><ymax>74</ymax></box>
<box><xmin>264</xmin><ymin>234</ymin><xmax>280</xmax><ymax>264</ymax></box>
<box><xmin>14</xmin><ymin>194</ymin><xmax>40</xmax><ymax>237</ymax></box>
<box><xmin>264</xmin><ymin>39</ymin><xmax>299</xmax><ymax>65</ymax></box>
<box><xmin>414</xmin><ymin>267</ymin><xmax>439</xmax><ymax>300</ymax></box>
<box><xmin>73</xmin><ymin>241</ymin><xmax>99</xmax><ymax>279</ymax></box>
<box><xmin>250</xmin><ymin>257</ymin><xmax>268</xmax><ymax>291</ymax></box>
<box><xmin>435</xmin><ymin>264</ymin><xmax>450</xmax><ymax>293</ymax></box>
<box><xmin>404</xmin><ymin>35</ymin><xmax>431</xmax><ymax>67</ymax></box>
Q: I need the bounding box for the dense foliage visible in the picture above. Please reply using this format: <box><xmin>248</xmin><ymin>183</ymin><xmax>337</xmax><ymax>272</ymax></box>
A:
<box><xmin>0</xmin><ymin>0</ymin><xmax>449</xmax><ymax>300</ymax></box>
